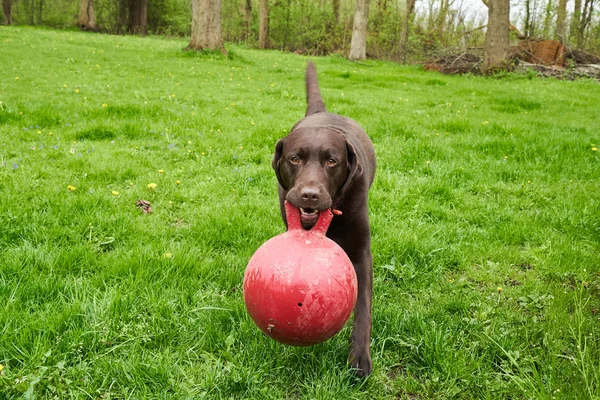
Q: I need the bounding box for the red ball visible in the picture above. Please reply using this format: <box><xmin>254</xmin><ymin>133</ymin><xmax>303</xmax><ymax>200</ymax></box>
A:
<box><xmin>244</xmin><ymin>201</ymin><xmax>357</xmax><ymax>346</ymax></box>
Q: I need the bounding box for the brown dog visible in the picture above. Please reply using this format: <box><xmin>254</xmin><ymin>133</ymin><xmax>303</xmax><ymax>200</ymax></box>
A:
<box><xmin>272</xmin><ymin>62</ymin><xmax>376</xmax><ymax>377</ymax></box>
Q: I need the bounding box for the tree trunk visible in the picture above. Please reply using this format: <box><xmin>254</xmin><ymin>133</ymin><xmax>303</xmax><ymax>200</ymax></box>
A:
<box><xmin>128</xmin><ymin>0</ymin><xmax>147</xmax><ymax>34</ymax></box>
<box><xmin>399</xmin><ymin>0</ymin><xmax>415</xmax><ymax>64</ymax></box>
<box><xmin>349</xmin><ymin>0</ymin><xmax>369</xmax><ymax>60</ymax></box>
<box><xmin>437</xmin><ymin>0</ymin><xmax>450</xmax><ymax>44</ymax></box>
<box><xmin>243</xmin><ymin>0</ymin><xmax>252</xmax><ymax>41</ymax></box>
<box><xmin>542</xmin><ymin>0</ymin><xmax>553</xmax><ymax>38</ymax></box>
<box><xmin>188</xmin><ymin>0</ymin><xmax>226</xmax><ymax>54</ymax></box>
<box><xmin>259</xmin><ymin>0</ymin><xmax>269</xmax><ymax>49</ymax></box>
<box><xmin>77</xmin><ymin>0</ymin><xmax>97</xmax><ymax>30</ymax></box>
<box><xmin>524</xmin><ymin>0</ymin><xmax>532</xmax><ymax>37</ymax></box>
<box><xmin>555</xmin><ymin>0</ymin><xmax>567</xmax><ymax>41</ymax></box>
<box><xmin>481</xmin><ymin>0</ymin><xmax>523</xmax><ymax>37</ymax></box>
<box><xmin>578</xmin><ymin>0</ymin><xmax>594</xmax><ymax>48</ymax></box>
<box><xmin>571</xmin><ymin>0</ymin><xmax>582</xmax><ymax>46</ymax></box>
<box><xmin>482</xmin><ymin>0</ymin><xmax>510</xmax><ymax>73</ymax></box>
<box><xmin>2</xmin><ymin>0</ymin><xmax>12</xmax><ymax>25</ymax></box>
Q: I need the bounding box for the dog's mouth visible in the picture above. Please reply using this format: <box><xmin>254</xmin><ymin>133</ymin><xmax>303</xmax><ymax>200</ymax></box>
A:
<box><xmin>300</xmin><ymin>207</ymin><xmax>320</xmax><ymax>229</ymax></box>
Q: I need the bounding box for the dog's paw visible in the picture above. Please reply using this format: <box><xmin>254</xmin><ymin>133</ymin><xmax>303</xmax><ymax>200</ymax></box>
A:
<box><xmin>348</xmin><ymin>341</ymin><xmax>373</xmax><ymax>378</ymax></box>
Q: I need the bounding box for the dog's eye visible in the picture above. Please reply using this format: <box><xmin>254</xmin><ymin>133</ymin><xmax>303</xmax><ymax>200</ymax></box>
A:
<box><xmin>326</xmin><ymin>158</ymin><xmax>337</xmax><ymax>166</ymax></box>
<box><xmin>290</xmin><ymin>156</ymin><xmax>301</xmax><ymax>164</ymax></box>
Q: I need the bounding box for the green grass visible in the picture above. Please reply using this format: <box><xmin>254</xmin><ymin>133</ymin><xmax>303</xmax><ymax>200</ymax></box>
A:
<box><xmin>1</xmin><ymin>26</ymin><xmax>599</xmax><ymax>399</ymax></box>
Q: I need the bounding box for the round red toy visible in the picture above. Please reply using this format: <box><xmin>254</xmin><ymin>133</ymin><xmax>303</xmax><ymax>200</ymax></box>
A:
<box><xmin>243</xmin><ymin>201</ymin><xmax>357</xmax><ymax>346</ymax></box>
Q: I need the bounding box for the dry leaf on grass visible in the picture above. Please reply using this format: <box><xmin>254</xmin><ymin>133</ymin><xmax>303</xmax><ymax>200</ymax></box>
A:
<box><xmin>136</xmin><ymin>199</ymin><xmax>153</xmax><ymax>214</ymax></box>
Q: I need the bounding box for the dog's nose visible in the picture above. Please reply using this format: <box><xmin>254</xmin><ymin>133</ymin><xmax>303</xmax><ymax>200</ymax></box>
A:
<box><xmin>301</xmin><ymin>187</ymin><xmax>321</xmax><ymax>204</ymax></box>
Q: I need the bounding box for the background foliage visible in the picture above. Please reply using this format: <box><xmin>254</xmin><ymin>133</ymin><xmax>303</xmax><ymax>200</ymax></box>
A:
<box><xmin>4</xmin><ymin>0</ymin><xmax>600</xmax><ymax>62</ymax></box>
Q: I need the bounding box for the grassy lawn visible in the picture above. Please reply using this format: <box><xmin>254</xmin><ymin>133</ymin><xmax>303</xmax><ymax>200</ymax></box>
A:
<box><xmin>1</xmin><ymin>27</ymin><xmax>599</xmax><ymax>399</ymax></box>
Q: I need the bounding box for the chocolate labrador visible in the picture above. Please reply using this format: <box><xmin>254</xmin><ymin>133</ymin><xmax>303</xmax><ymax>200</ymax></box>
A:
<box><xmin>272</xmin><ymin>62</ymin><xmax>376</xmax><ymax>377</ymax></box>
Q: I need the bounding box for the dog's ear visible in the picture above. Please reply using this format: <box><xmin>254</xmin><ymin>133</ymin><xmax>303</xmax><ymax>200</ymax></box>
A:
<box><xmin>339</xmin><ymin>139</ymin><xmax>362</xmax><ymax>197</ymax></box>
<box><xmin>272</xmin><ymin>139</ymin><xmax>288</xmax><ymax>190</ymax></box>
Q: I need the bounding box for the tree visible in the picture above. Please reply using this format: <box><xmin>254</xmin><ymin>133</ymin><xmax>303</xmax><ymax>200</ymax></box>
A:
<box><xmin>259</xmin><ymin>0</ymin><xmax>269</xmax><ymax>49</ymax></box>
<box><xmin>523</xmin><ymin>0</ymin><xmax>536</xmax><ymax>37</ymax></box>
<box><xmin>482</xmin><ymin>0</ymin><xmax>510</xmax><ymax>73</ymax></box>
<box><xmin>2</xmin><ymin>0</ymin><xmax>12</xmax><ymax>25</ymax></box>
<box><xmin>128</xmin><ymin>0</ymin><xmax>147</xmax><ymax>34</ymax></box>
<box><xmin>555</xmin><ymin>0</ymin><xmax>567</xmax><ymax>41</ymax></box>
<box><xmin>399</xmin><ymin>0</ymin><xmax>416</xmax><ymax>63</ymax></box>
<box><xmin>243</xmin><ymin>0</ymin><xmax>252</xmax><ymax>41</ymax></box>
<box><xmin>188</xmin><ymin>0</ymin><xmax>226</xmax><ymax>53</ymax></box>
<box><xmin>576</xmin><ymin>0</ymin><xmax>595</xmax><ymax>48</ymax></box>
<box><xmin>77</xmin><ymin>0</ymin><xmax>97</xmax><ymax>30</ymax></box>
<box><xmin>349</xmin><ymin>0</ymin><xmax>369</xmax><ymax>60</ymax></box>
<box><xmin>436</xmin><ymin>0</ymin><xmax>451</xmax><ymax>44</ymax></box>
<box><xmin>571</xmin><ymin>0</ymin><xmax>582</xmax><ymax>45</ymax></box>
<box><xmin>115</xmin><ymin>0</ymin><xmax>147</xmax><ymax>34</ymax></box>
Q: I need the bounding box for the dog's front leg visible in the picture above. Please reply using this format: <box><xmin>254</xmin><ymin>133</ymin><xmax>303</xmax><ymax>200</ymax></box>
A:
<box><xmin>348</xmin><ymin>247</ymin><xmax>373</xmax><ymax>377</ymax></box>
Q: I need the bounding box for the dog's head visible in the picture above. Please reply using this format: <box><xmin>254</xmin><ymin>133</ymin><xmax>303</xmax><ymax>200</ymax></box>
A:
<box><xmin>272</xmin><ymin>127</ymin><xmax>362</xmax><ymax>229</ymax></box>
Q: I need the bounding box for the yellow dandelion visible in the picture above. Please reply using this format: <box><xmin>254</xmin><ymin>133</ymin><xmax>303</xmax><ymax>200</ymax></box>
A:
<box><xmin>170</xmin><ymin>94</ymin><xmax>175</xmax><ymax>99</ymax></box>
<box><xmin>163</xmin><ymin>252</ymin><xmax>172</xmax><ymax>258</ymax></box>
<box><xmin>147</xmin><ymin>183</ymin><xmax>157</xmax><ymax>189</ymax></box>
<box><xmin>111</xmin><ymin>191</ymin><xmax>119</xmax><ymax>196</ymax></box>
<box><xmin>426</xmin><ymin>160</ymin><xmax>431</xmax><ymax>164</ymax></box>
<box><xmin>63</xmin><ymin>84</ymin><xmax>67</xmax><ymax>88</ymax></box>
<box><xmin>497</xmin><ymin>287</ymin><xmax>503</xmax><ymax>293</ymax></box>
<box><xmin>75</xmin><ymin>88</ymin><xmax>80</xmax><ymax>94</ymax></box>
<box><xmin>102</xmin><ymin>103</ymin><xmax>108</xmax><ymax>108</ymax></box>
<box><xmin>158</xmin><ymin>169</ymin><xmax>164</xmax><ymax>174</ymax></box>
<box><xmin>15</xmin><ymin>77</ymin><xmax>18</xmax><ymax>80</ymax></box>
<box><xmin>67</xmin><ymin>185</ymin><xmax>76</xmax><ymax>191</ymax></box>
<box><xmin>37</xmin><ymin>130</ymin><xmax>41</xmax><ymax>134</ymax></box>
<box><xmin>49</xmin><ymin>132</ymin><xmax>53</xmax><ymax>136</ymax></box>
<box><xmin>176</xmin><ymin>180</ymin><xmax>180</xmax><ymax>185</ymax></box>
<box><xmin>0</xmin><ymin>364</ymin><xmax>3</xmax><ymax>373</ymax></box>
<box><xmin>592</xmin><ymin>147</ymin><xmax>598</xmax><ymax>152</ymax></box>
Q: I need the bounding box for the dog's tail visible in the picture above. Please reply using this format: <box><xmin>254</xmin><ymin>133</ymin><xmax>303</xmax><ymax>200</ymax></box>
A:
<box><xmin>305</xmin><ymin>61</ymin><xmax>326</xmax><ymax>116</ymax></box>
